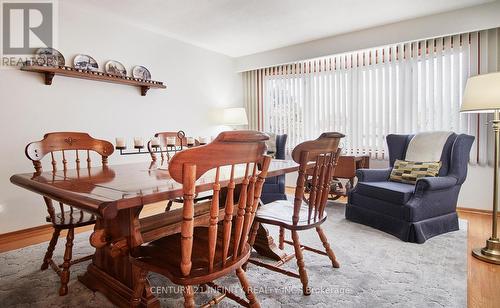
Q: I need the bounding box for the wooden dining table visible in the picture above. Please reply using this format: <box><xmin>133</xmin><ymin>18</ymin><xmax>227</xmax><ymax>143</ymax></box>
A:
<box><xmin>10</xmin><ymin>159</ymin><xmax>299</xmax><ymax>307</ymax></box>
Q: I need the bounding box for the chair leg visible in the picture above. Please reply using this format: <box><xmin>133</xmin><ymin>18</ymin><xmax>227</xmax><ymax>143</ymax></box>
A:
<box><xmin>278</xmin><ymin>227</ymin><xmax>285</xmax><ymax>250</ymax></box>
<box><xmin>236</xmin><ymin>267</ymin><xmax>260</xmax><ymax>308</ymax></box>
<box><xmin>243</xmin><ymin>222</ymin><xmax>261</xmax><ymax>271</ymax></box>
<box><xmin>183</xmin><ymin>285</ymin><xmax>195</xmax><ymax>308</ymax></box>
<box><xmin>291</xmin><ymin>230</ymin><xmax>310</xmax><ymax>295</ymax></box>
<box><xmin>165</xmin><ymin>200</ymin><xmax>173</xmax><ymax>212</ymax></box>
<box><xmin>315</xmin><ymin>226</ymin><xmax>340</xmax><ymax>268</ymax></box>
<box><xmin>198</xmin><ymin>283</ymin><xmax>207</xmax><ymax>292</ymax></box>
<box><xmin>41</xmin><ymin>228</ymin><xmax>60</xmax><ymax>270</ymax></box>
<box><xmin>131</xmin><ymin>268</ymin><xmax>148</xmax><ymax>308</ymax></box>
<box><xmin>59</xmin><ymin>228</ymin><xmax>74</xmax><ymax>296</ymax></box>
<box><xmin>248</xmin><ymin>221</ymin><xmax>260</xmax><ymax>248</ymax></box>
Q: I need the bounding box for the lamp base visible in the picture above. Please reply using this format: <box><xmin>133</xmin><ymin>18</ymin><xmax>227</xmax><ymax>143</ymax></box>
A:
<box><xmin>472</xmin><ymin>238</ymin><xmax>500</xmax><ymax>265</ymax></box>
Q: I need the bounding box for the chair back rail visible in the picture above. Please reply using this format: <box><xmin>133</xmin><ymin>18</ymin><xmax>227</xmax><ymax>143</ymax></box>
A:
<box><xmin>292</xmin><ymin>132</ymin><xmax>344</xmax><ymax>224</ymax></box>
<box><xmin>168</xmin><ymin>130</ymin><xmax>271</xmax><ymax>276</ymax></box>
<box><xmin>25</xmin><ymin>132</ymin><xmax>114</xmax><ymax>223</ymax></box>
<box><xmin>26</xmin><ymin>132</ymin><xmax>114</xmax><ymax>172</ymax></box>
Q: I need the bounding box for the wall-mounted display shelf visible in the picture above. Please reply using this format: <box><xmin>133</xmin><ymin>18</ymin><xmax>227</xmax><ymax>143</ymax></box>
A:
<box><xmin>21</xmin><ymin>65</ymin><xmax>166</xmax><ymax>96</ymax></box>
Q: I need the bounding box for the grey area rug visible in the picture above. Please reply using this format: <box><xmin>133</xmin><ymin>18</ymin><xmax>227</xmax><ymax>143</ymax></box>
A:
<box><xmin>0</xmin><ymin>202</ymin><xmax>467</xmax><ymax>308</ymax></box>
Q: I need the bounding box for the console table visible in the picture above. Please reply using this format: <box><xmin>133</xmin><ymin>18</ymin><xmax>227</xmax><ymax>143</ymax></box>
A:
<box><xmin>305</xmin><ymin>154</ymin><xmax>370</xmax><ymax>200</ymax></box>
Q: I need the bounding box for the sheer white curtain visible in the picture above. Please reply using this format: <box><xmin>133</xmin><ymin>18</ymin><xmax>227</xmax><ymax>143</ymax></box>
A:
<box><xmin>256</xmin><ymin>30</ymin><xmax>494</xmax><ymax>164</ymax></box>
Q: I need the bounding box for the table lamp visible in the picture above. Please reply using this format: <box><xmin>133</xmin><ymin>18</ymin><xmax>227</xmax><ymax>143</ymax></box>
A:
<box><xmin>222</xmin><ymin>107</ymin><xmax>248</xmax><ymax>129</ymax></box>
<box><xmin>461</xmin><ymin>71</ymin><xmax>500</xmax><ymax>264</ymax></box>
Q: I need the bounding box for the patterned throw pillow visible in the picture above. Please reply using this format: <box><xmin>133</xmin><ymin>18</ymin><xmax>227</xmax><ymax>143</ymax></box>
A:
<box><xmin>390</xmin><ymin>160</ymin><xmax>442</xmax><ymax>185</ymax></box>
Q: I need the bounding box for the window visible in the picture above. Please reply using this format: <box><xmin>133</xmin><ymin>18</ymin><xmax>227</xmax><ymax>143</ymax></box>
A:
<box><xmin>263</xmin><ymin>34</ymin><xmax>479</xmax><ymax>159</ymax></box>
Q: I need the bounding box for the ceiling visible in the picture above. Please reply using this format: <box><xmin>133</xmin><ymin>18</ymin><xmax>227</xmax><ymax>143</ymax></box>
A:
<box><xmin>78</xmin><ymin>0</ymin><xmax>494</xmax><ymax>57</ymax></box>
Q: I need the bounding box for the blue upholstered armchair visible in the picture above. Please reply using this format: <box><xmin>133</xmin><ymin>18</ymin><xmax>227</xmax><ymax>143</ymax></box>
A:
<box><xmin>261</xmin><ymin>134</ymin><xmax>287</xmax><ymax>204</ymax></box>
<box><xmin>346</xmin><ymin>133</ymin><xmax>474</xmax><ymax>243</ymax></box>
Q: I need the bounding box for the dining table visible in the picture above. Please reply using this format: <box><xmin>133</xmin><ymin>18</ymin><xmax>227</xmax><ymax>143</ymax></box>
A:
<box><xmin>10</xmin><ymin>159</ymin><xmax>299</xmax><ymax>307</ymax></box>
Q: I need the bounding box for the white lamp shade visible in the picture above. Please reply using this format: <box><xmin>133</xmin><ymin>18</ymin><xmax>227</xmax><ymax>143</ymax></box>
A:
<box><xmin>222</xmin><ymin>107</ymin><xmax>248</xmax><ymax>125</ymax></box>
<box><xmin>461</xmin><ymin>72</ymin><xmax>500</xmax><ymax>113</ymax></box>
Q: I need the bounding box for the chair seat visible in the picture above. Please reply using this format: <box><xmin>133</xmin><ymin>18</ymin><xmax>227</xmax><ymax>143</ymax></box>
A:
<box><xmin>46</xmin><ymin>210</ymin><xmax>96</xmax><ymax>228</ymax></box>
<box><xmin>255</xmin><ymin>199</ymin><xmax>327</xmax><ymax>230</ymax></box>
<box><xmin>132</xmin><ymin>226</ymin><xmax>250</xmax><ymax>285</ymax></box>
<box><xmin>356</xmin><ymin>181</ymin><xmax>415</xmax><ymax>204</ymax></box>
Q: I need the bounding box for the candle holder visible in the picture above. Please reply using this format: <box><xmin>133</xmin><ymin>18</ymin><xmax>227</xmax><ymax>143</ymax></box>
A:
<box><xmin>116</xmin><ymin>131</ymin><xmax>190</xmax><ymax>158</ymax></box>
<box><xmin>116</xmin><ymin>146</ymin><xmax>149</xmax><ymax>155</ymax></box>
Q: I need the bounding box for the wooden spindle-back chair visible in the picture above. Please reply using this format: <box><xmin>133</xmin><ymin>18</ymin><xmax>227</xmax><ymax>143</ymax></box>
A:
<box><xmin>148</xmin><ymin>131</ymin><xmax>208</xmax><ymax>212</ymax></box>
<box><xmin>130</xmin><ymin>131</ymin><xmax>271</xmax><ymax>308</ymax></box>
<box><xmin>248</xmin><ymin>132</ymin><xmax>344</xmax><ymax>296</ymax></box>
<box><xmin>25</xmin><ymin>132</ymin><xmax>114</xmax><ymax>296</ymax></box>
<box><xmin>149</xmin><ymin>131</ymin><xmax>200</xmax><ymax>163</ymax></box>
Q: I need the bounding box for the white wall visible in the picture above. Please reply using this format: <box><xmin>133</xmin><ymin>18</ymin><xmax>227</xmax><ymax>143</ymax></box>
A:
<box><xmin>236</xmin><ymin>1</ymin><xmax>500</xmax><ymax>72</ymax></box>
<box><xmin>0</xmin><ymin>2</ymin><xmax>242</xmax><ymax>233</ymax></box>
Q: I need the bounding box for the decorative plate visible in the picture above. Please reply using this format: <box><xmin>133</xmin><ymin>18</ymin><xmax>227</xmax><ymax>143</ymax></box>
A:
<box><xmin>104</xmin><ymin>60</ymin><xmax>127</xmax><ymax>76</ymax></box>
<box><xmin>35</xmin><ymin>47</ymin><xmax>65</xmax><ymax>67</ymax></box>
<box><xmin>73</xmin><ymin>54</ymin><xmax>99</xmax><ymax>71</ymax></box>
<box><xmin>132</xmin><ymin>65</ymin><xmax>151</xmax><ymax>80</ymax></box>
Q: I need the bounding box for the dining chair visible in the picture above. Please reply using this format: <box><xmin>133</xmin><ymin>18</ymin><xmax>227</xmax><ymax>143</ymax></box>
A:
<box><xmin>248</xmin><ymin>132</ymin><xmax>344</xmax><ymax>295</ymax></box>
<box><xmin>148</xmin><ymin>131</ymin><xmax>189</xmax><ymax>163</ymax></box>
<box><xmin>24</xmin><ymin>132</ymin><xmax>114</xmax><ymax>296</ymax></box>
<box><xmin>130</xmin><ymin>131</ymin><xmax>271</xmax><ymax>308</ymax></box>
<box><xmin>148</xmin><ymin>131</ymin><xmax>208</xmax><ymax>212</ymax></box>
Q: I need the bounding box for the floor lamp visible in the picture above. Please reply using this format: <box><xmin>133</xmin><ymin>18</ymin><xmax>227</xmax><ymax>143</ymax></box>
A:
<box><xmin>461</xmin><ymin>72</ymin><xmax>500</xmax><ymax>264</ymax></box>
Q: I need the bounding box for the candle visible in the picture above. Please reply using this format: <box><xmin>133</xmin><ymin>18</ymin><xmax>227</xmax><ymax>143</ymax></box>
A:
<box><xmin>166</xmin><ymin>137</ymin><xmax>176</xmax><ymax>146</ymax></box>
<box><xmin>115</xmin><ymin>137</ymin><xmax>126</xmax><ymax>148</ymax></box>
<box><xmin>151</xmin><ymin>137</ymin><xmax>160</xmax><ymax>147</ymax></box>
<box><xmin>199</xmin><ymin>137</ymin><xmax>209</xmax><ymax>145</ymax></box>
<box><xmin>134</xmin><ymin>137</ymin><xmax>144</xmax><ymax>148</ymax></box>
<box><xmin>187</xmin><ymin>137</ymin><xmax>195</xmax><ymax>146</ymax></box>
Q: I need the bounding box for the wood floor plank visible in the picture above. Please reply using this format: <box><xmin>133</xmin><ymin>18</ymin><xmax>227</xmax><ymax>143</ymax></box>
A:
<box><xmin>458</xmin><ymin>211</ymin><xmax>500</xmax><ymax>308</ymax></box>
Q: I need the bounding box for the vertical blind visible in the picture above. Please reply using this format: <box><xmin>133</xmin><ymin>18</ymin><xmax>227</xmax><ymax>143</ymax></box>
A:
<box><xmin>244</xmin><ymin>30</ymin><xmax>496</xmax><ymax>164</ymax></box>
<box><xmin>243</xmin><ymin>70</ymin><xmax>264</xmax><ymax>131</ymax></box>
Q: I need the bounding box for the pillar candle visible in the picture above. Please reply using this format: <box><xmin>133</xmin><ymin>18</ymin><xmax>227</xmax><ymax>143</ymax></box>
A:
<box><xmin>199</xmin><ymin>137</ymin><xmax>209</xmax><ymax>145</ymax></box>
<box><xmin>166</xmin><ymin>137</ymin><xmax>176</xmax><ymax>146</ymax></box>
<box><xmin>134</xmin><ymin>137</ymin><xmax>144</xmax><ymax>148</ymax></box>
<box><xmin>115</xmin><ymin>137</ymin><xmax>126</xmax><ymax>148</ymax></box>
<box><xmin>151</xmin><ymin>137</ymin><xmax>160</xmax><ymax>147</ymax></box>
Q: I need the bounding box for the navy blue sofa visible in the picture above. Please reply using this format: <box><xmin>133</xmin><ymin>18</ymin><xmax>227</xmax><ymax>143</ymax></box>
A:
<box><xmin>345</xmin><ymin>133</ymin><xmax>474</xmax><ymax>243</ymax></box>
<box><xmin>261</xmin><ymin>134</ymin><xmax>287</xmax><ymax>204</ymax></box>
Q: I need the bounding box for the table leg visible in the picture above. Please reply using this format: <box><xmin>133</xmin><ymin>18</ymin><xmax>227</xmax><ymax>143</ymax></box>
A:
<box><xmin>252</xmin><ymin>223</ymin><xmax>286</xmax><ymax>261</ymax></box>
<box><xmin>79</xmin><ymin>208</ymin><xmax>160</xmax><ymax>308</ymax></box>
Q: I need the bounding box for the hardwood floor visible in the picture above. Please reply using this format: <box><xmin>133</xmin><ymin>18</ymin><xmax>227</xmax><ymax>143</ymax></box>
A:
<box><xmin>458</xmin><ymin>209</ymin><xmax>500</xmax><ymax>308</ymax></box>
<box><xmin>0</xmin><ymin>197</ymin><xmax>498</xmax><ymax>307</ymax></box>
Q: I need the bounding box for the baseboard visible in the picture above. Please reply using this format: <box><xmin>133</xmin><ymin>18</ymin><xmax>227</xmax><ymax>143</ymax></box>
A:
<box><xmin>0</xmin><ymin>223</ymin><xmax>93</xmax><ymax>253</ymax></box>
<box><xmin>457</xmin><ymin>207</ymin><xmax>500</xmax><ymax>216</ymax></box>
<box><xmin>0</xmin><ymin>201</ymin><xmax>169</xmax><ymax>253</ymax></box>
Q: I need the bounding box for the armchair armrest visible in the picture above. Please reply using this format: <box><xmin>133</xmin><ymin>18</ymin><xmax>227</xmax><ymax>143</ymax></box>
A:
<box><xmin>356</xmin><ymin>168</ymin><xmax>391</xmax><ymax>182</ymax></box>
<box><xmin>414</xmin><ymin>176</ymin><xmax>458</xmax><ymax>195</ymax></box>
